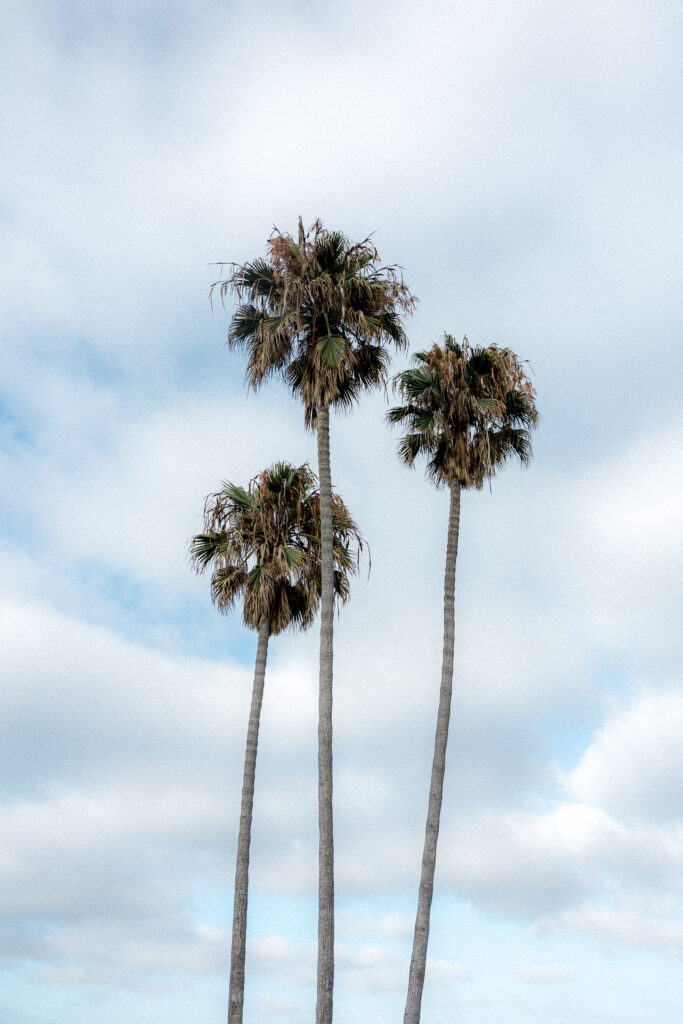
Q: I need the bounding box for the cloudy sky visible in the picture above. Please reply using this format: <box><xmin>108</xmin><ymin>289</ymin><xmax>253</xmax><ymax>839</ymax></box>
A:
<box><xmin>3</xmin><ymin>1</ymin><xmax>683</xmax><ymax>1022</ymax></box>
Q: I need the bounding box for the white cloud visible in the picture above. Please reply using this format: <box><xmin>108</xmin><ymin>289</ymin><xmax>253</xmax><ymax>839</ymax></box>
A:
<box><xmin>257</xmin><ymin>995</ymin><xmax>307</xmax><ymax>1023</ymax></box>
<box><xmin>519</xmin><ymin>962</ymin><xmax>573</xmax><ymax>983</ymax></box>
<box><xmin>548</xmin><ymin>896</ymin><xmax>683</xmax><ymax>959</ymax></box>
<box><xmin>565</xmin><ymin>429</ymin><xmax>683</xmax><ymax>661</ymax></box>
<box><xmin>336</xmin><ymin>944</ymin><xmax>411</xmax><ymax>993</ymax></box>
<box><xmin>0</xmin><ymin>594</ymin><xmax>319</xmax><ymax>971</ymax></box>
<box><xmin>337</xmin><ymin>912</ymin><xmax>414</xmax><ymax>941</ymax></box>
<box><xmin>29</xmin><ymin>921</ymin><xmax>227</xmax><ymax>983</ymax></box>
<box><xmin>0</xmin><ymin>381</ymin><xmax>308</xmax><ymax>592</ymax></box>
<box><xmin>3</xmin><ymin>0</ymin><xmax>680</xmax><ymax>383</ymax></box>
<box><xmin>247</xmin><ymin>934</ymin><xmax>316</xmax><ymax>986</ymax></box>
<box><xmin>0</xmin><ymin>596</ymin><xmax>251</xmax><ymax>785</ymax></box>
<box><xmin>568</xmin><ymin>689</ymin><xmax>683</xmax><ymax>822</ymax></box>
<box><xmin>247</xmin><ymin>933</ymin><xmax>466</xmax><ymax>996</ymax></box>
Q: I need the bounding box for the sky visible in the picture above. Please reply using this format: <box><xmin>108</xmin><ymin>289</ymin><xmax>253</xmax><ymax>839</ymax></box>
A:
<box><xmin>2</xmin><ymin>0</ymin><xmax>683</xmax><ymax>1022</ymax></box>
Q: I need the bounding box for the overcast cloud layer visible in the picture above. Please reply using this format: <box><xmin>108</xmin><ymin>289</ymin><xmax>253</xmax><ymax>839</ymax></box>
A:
<box><xmin>2</xmin><ymin>2</ymin><xmax>683</xmax><ymax>1022</ymax></box>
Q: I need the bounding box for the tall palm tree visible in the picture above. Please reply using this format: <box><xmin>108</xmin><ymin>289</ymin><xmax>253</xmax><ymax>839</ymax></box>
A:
<box><xmin>190</xmin><ymin>461</ymin><xmax>361</xmax><ymax>1024</ymax></box>
<box><xmin>213</xmin><ymin>220</ymin><xmax>415</xmax><ymax>1024</ymax></box>
<box><xmin>388</xmin><ymin>335</ymin><xmax>538</xmax><ymax>1024</ymax></box>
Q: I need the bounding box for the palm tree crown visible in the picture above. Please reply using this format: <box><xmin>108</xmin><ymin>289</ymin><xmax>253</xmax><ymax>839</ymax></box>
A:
<box><xmin>388</xmin><ymin>334</ymin><xmax>538</xmax><ymax>488</ymax></box>
<box><xmin>213</xmin><ymin>218</ymin><xmax>416</xmax><ymax>425</ymax></box>
<box><xmin>190</xmin><ymin>461</ymin><xmax>361</xmax><ymax>633</ymax></box>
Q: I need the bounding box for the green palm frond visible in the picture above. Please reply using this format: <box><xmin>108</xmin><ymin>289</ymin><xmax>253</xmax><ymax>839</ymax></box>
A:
<box><xmin>221</xmin><ymin>482</ymin><xmax>254</xmax><ymax>509</ymax></box>
<box><xmin>386</xmin><ymin>404</ymin><xmax>413</xmax><ymax>424</ymax></box>
<box><xmin>350</xmin><ymin>343</ymin><xmax>389</xmax><ymax>389</ymax></box>
<box><xmin>315</xmin><ymin>230</ymin><xmax>348</xmax><ymax>270</ymax></box>
<box><xmin>248</xmin><ymin>562</ymin><xmax>270</xmax><ymax>591</ymax></box>
<box><xmin>281</xmin><ymin>545</ymin><xmax>304</xmax><ymax>568</ymax></box>
<box><xmin>503</xmin><ymin>388</ymin><xmax>539</xmax><ymax>426</ymax></box>
<box><xmin>360</xmin><ymin>313</ymin><xmax>381</xmax><ymax>334</ymax></box>
<box><xmin>397</xmin><ymin>431</ymin><xmax>426</xmax><ymax>466</ymax></box>
<box><xmin>413</xmin><ymin>413</ymin><xmax>436</xmax><ymax>431</ymax></box>
<box><xmin>400</xmin><ymin>367</ymin><xmax>436</xmax><ymax>399</ymax></box>
<box><xmin>443</xmin><ymin>334</ymin><xmax>462</xmax><ymax>355</ymax></box>
<box><xmin>467</xmin><ymin>351</ymin><xmax>494</xmax><ymax>378</ymax></box>
<box><xmin>237</xmin><ymin>258</ymin><xmax>278</xmax><ymax>293</ymax></box>
<box><xmin>475</xmin><ymin>396</ymin><xmax>498</xmax><ymax>412</ymax></box>
<box><xmin>283</xmin><ymin>353</ymin><xmax>307</xmax><ymax>393</ymax></box>
<box><xmin>189</xmin><ymin>530</ymin><xmax>233</xmax><ymax>571</ymax></box>
<box><xmin>229</xmin><ymin>304</ymin><xmax>265</xmax><ymax>347</ymax></box>
<box><xmin>489</xmin><ymin>426</ymin><xmax>534</xmax><ymax>464</ymax></box>
<box><xmin>317</xmin><ymin>335</ymin><xmax>347</xmax><ymax>366</ymax></box>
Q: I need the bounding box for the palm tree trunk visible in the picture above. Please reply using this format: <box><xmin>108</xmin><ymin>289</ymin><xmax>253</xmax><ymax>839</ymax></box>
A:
<box><xmin>404</xmin><ymin>481</ymin><xmax>461</xmax><ymax>1024</ymax></box>
<box><xmin>228</xmin><ymin>617</ymin><xmax>270</xmax><ymax>1024</ymax></box>
<box><xmin>316</xmin><ymin>404</ymin><xmax>335</xmax><ymax>1024</ymax></box>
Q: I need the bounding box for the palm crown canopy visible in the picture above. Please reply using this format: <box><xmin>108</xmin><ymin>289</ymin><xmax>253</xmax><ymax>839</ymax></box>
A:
<box><xmin>189</xmin><ymin>462</ymin><xmax>362</xmax><ymax>635</ymax></box>
<box><xmin>212</xmin><ymin>218</ymin><xmax>416</xmax><ymax>427</ymax></box>
<box><xmin>388</xmin><ymin>334</ymin><xmax>539</xmax><ymax>489</ymax></box>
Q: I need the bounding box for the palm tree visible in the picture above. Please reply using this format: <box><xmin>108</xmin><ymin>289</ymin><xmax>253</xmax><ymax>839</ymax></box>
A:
<box><xmin>388</xmin><ymin>335</ymin><xmax>538</xmax><ymax>1024</ymax></box>
<box><xmin>213</xmin><ymin>219</ymin><xmax>415</xmax><ymax>1024</ymax></box>
<box><xmin>190</xmin><ymin>461</ymin><xmax>361</xmax><ymax>1024</ymax></box>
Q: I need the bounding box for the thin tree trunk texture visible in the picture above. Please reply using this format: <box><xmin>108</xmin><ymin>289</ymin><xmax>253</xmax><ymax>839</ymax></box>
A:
<box><xmin>316</xmin><ymin>404</ymin><xmax>335</xmax><ymax>1024</ymax></box>
<box><xmin>227</xmin><ymin>618</ymin><xmax>270</xmax><ymax>1024</ymax></box>
<box><xmin>404</xmin><ymin>482</ymin><xmax>461</xmax><ymax>1024</ymax></box>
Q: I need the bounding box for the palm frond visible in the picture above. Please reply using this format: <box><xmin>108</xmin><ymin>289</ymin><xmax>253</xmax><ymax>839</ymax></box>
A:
<box><xmin>398</xmin><ymin>367</ymin><xmax>436</xmax><ymax>400</ymax></box>
<box><xmin>413</xmin><ymin>413</ymin><xmax>436</xmax><ymax>431</ymax></box>
<box><xmin>237</xmin><ymin>258</ymin><xmax>278</xmax><ymax>295</ymax></box>
<box><xmin>189</xmin><ymin>531</ymin><xmax>232</xmax><ymax>572</ymax></box>
<box><xmin>229</xmin><ymin>305</ymin><xmax>264</xmax><ymax>347</ymax></box>
<box><xmin>386</xmin><ymin>404</ymin><xmax>413</xmax><ymax>424</ymax></box>
<box><xmin>317</xmin><ymin>335</ymin><xmax>347</xmax><ymax>366</ymax></box>
<box><xmin>397</xmin><ymin>431</ymin><xmax>426</xmax><ymax>467</ymax></box>
<box><xmin>281</xmin><ymin>545</ymin><xmax>305</xmax><ymax>568</ymax></box>
<box><xmin>443</xmin><ymin>333</ymin><xmax>462</xmax><ymax>355</ymax></box>
<box><xmin>221</xmin><ymin>482</ymin><xmax>254</xmax><ymax>509</ymax></box>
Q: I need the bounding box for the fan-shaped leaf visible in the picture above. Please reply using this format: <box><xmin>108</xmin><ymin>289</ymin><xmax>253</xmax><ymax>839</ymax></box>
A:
<box><xmin>317</xmin><ymin>335</ymin><xmax>346</xmax><ymax>366</ymax></box>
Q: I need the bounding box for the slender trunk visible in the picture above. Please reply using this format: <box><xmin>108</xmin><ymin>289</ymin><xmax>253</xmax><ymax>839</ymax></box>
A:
<box><xmin>316</xmin><ymin>404</ymin><xmax>335</xmax><ymax>1024</ymax></box>
<box><xmin>404</xmin><ymin>482</ymin><xmax>461</xmax><ymax>1024</ymax></box>
<box><xmin>227</xmin><ymin>618</ymin><xmax>270</xmax><ymax>1024</ymax></box>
